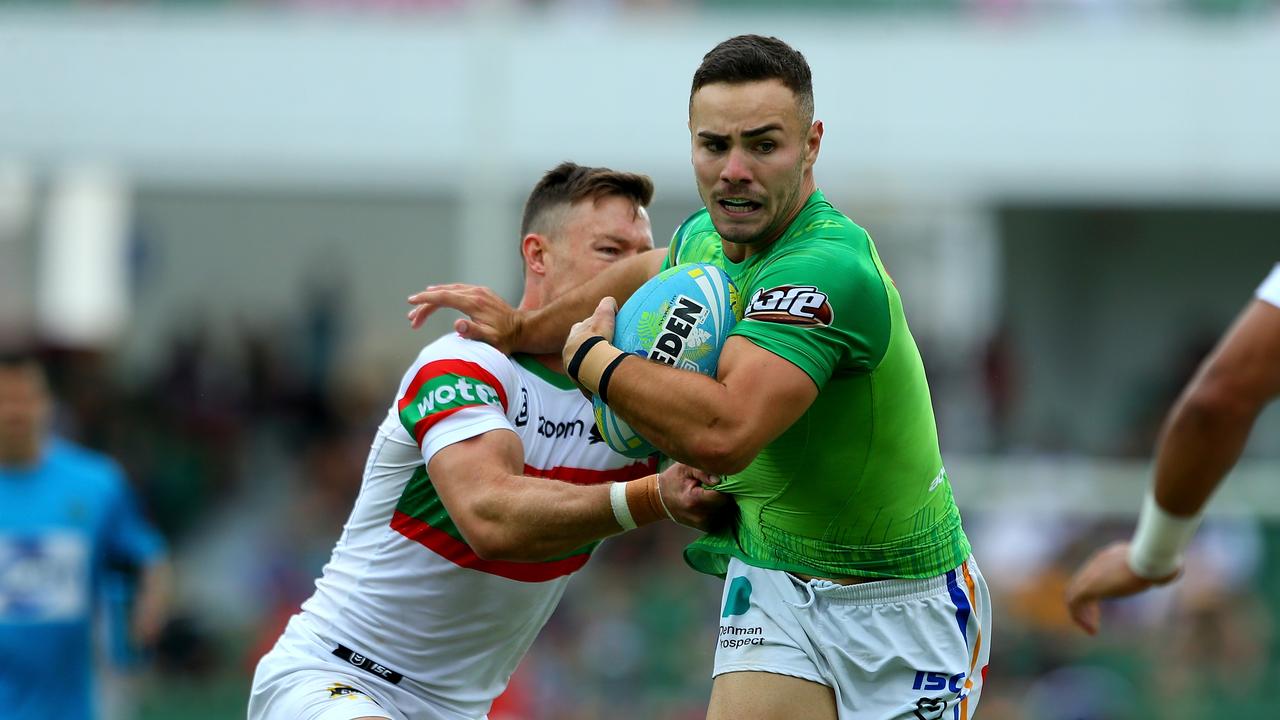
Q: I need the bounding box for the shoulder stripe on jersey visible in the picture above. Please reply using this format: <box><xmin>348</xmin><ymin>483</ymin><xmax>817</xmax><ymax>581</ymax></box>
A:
<box><xmin>398</xmin><ymin>359</ymin><xmax>509</xmax><ymax>446</ymax></box>
<box><xmin>390</xmin><ymin>510</ymin><xmax>590</xmax><ymax>583</ymax></box>
<box><xmin>524</xmin><ymin>458</ymin><xmax>658</xmax><ymax>486</ymax></box>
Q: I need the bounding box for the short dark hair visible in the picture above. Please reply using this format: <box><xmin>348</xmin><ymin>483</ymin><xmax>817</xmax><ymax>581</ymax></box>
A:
<box><xmin>690</xmin><ymin>35</ymin><xmax>814</xmax><ymax>121</ymax></box>
<box><xmin>520</xmin><ymin>161</ymin><xmax>655</xmax><ymax>238</ymax></box>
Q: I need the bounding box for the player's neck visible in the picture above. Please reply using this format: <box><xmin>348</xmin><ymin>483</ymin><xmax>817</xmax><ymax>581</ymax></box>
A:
<box><xmin>515</xmin><ymin>283</ymin><xmax>568</xmax><ymax>376</ymax></box>
<box><xmin>0</xmin><ymin>441</ymin><xmax>41</xmax><ymax>468</ymax></box>
<box><xmin>527</xmin><ymin>353</ymin><xmax>567</xmax><ymax>377</ymax></box>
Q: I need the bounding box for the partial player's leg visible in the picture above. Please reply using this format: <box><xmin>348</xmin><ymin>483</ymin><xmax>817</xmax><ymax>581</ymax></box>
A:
<box><xmin>707</xmin><ymin>670</ymin><xmax>837</xmax><ymax>720</ymax></box>
<box><xmin>709</xmin><ymin>560</ymin><xmax>839</xmax><ymax>719</ymax></box>
<box><xmin>248</xmin><ymin>626</ymin><xmax>399</xmax><ymax>720</ymax></box>
<box><xmin>709</xmin><ymin>557</ymin><xmax>992</xmax><ymax>719</ymax></box>
<box><xmin>804</xmin><ymin>558</ymin><xmax>992</xmax><ymax>720</ymax></box>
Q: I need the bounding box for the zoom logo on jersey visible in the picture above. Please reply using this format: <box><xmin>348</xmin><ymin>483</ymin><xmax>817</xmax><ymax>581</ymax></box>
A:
<box><xmin>537</xmin><ymin>417</ymin><xmax>585</xmax><ymax>439</ymax></box>
<box><xmin>745</xmin><ymin>285</ymin><xmax>834</xmax><ymax>327</ymax></box>
<box><xmin>649</xmin><ymin>295</ymin><xmax>707</xmax><ymax>366</ymax></box>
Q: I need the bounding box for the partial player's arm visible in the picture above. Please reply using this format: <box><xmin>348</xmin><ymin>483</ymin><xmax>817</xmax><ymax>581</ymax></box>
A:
<box><xmin>1066</xmin><ymin>294</ymin><xmax>1280</xmax><ymax>634</ymax></box>
<box><xmin>1148</xmin><ymin>297</ymin><xmax>1280</xmax><ymax>515</ymax></box>
<box><xmin>406</xmin><ymin>248</ymin><xmax>667</xmax><ymax>354</ymax></box>
<box><xmin>565</xmin><ymin>242</ymin><xmax>885</xmax><ymax>475</ymax></box>
<box><xmin>569</xmin><ymin>305</ymin><xmax>816</xmax><ymax>475</ymax></box>
<box><xmin>133</xmin><ymin>558</ymin><xmax>174</xmax><ymax>647</ymax></box>
<box><xmin>103</xmin><ymin>468</ymin><xmax>172</xmax><ymax>648</ymax></box>
<box><xmin>427</xmin><ymin>430</ymin><xmax>729</xmax><ymax>561</ymax></box>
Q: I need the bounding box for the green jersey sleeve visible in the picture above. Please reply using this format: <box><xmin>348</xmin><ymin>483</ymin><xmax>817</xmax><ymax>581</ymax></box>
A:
<box><xmin>731</xmin><ymin>239</ymin><xmax>892</xmax><ymax>388</ymax></box>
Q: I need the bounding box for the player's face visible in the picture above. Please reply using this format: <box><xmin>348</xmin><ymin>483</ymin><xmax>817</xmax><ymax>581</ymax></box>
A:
<box><xmin>689</xmin><ymin>80</ymin><xmax>821</xmax><ymax>253</ymax></box>
<box><xmin>543</xmin><ymin>195</ymin><xmax>654</xmax><ymax>302</ymax></box>
<box><xmin>0</xmin><ymin>365</ymin><xmax>50</xmax><ymax>463</ymax></box>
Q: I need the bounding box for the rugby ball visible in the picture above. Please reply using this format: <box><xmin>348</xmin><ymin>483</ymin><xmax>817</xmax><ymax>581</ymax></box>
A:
<box><xmin>593</xmin><ymin>263</ymin><xmax>739</xmax><ymax>458</ymax></box>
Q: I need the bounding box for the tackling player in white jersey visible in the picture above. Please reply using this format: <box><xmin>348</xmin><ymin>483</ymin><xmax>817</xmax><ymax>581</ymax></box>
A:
<box><xmin>248</xmin><ymin>162</ymin><xmax>731</xmax><ymax>720</ymax></box>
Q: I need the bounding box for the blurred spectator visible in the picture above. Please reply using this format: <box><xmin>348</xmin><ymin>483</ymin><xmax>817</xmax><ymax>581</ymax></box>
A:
<box><xmin>0</xmin><ymin>349</ymin><xmax>172</xmax><ymax>720</ymax></box>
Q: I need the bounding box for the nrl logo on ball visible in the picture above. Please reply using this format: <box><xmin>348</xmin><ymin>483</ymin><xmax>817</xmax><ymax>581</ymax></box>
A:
<box><xmin>744</xmin><ymin>285</ymin><xmax>833</xmax><ymax>327</ymax></box>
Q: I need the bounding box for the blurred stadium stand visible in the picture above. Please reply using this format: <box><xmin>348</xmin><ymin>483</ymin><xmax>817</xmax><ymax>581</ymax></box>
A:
<box><xmin>2</xmin><ymin>2</ymin><xmax>1279</xmax><ymax>718</ymax></box>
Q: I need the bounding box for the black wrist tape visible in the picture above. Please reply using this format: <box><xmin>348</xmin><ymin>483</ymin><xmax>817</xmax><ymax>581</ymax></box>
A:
<box><xmin>567</xmin><ymin>336</ymin><xmax>607</xmax><ymax>383</ymax></box>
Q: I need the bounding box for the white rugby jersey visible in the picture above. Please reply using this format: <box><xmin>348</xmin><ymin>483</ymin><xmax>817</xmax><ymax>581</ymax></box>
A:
<box><xmin>294</xmin><ymin>334</ymin><xmax>655</xmax><ymax>718</ymax></box>
<box><xmin>1258</xmin><ymin>263</ymin><xmax>1280</xmax><ymax>308</ymax></box>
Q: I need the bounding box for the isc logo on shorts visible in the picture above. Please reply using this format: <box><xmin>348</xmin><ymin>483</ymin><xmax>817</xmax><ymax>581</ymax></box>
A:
<box><xmin>910</xmin><ymin>670</ymin><xmax>967</xmax><ymax>720</ymax></box>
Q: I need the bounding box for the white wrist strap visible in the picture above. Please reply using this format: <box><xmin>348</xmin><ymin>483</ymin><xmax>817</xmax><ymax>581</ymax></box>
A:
<box><xmin>1127</xmin><ymin>489</ymin><xmax>1203</xmax><ymax>579</ymax></box>
<box><xmin>609</xmin><ymin>481</ymin><xmax>637</xmax><ymax>531</ymax></box>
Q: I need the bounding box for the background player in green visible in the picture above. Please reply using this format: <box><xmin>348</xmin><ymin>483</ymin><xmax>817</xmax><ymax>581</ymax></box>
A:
<box><xmin>408</xmin><ymin>36</ymin><xmax>991</xmax><ymax>720</ymax></box>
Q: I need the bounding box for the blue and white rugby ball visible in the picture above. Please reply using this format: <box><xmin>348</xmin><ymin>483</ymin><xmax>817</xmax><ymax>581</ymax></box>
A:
<box><xmin>593</xmin><ymin>263</ymin><xmax>739</xmax><ymax>458</ymax></box>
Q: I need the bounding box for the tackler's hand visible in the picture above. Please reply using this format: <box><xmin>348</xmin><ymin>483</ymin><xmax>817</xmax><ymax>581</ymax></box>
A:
<box><xmin>658</xmin><ymin>463</ymin><xmax>733</xmax><ymax>532</ymax></box>
<box><xmin>1064</xmin><ymin>541</ymin><xmax>1179</xmax><ymax>636</ymax></box>
<box><xmin>407</xmin><ymin>284</ymin><xmax>525</xmax><ymax>355</ymax></box>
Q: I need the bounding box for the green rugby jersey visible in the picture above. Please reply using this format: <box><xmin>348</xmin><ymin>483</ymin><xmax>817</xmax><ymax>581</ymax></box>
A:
<box><xmin>663</xmin><ymin>190</ymin><xmax>970</xmax><ymax>579</ymax></box>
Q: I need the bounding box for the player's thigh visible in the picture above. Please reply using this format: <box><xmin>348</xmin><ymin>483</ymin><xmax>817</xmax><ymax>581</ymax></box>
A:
<box><xmin>708</xmin><ymin>670</ymin><xmax>837</xmax><ymax>720</ymax></box>
<box><xmin>249</xmin><ymin>650</ymin><xmax>397</xmax><ymax>720</ymax></box>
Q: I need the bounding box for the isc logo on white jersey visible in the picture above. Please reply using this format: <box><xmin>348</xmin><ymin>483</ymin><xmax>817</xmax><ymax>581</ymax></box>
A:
<box><xmin>744</xmin><ymin>285</ymin><xmax>834</xmax><ymax>327</ymax></box>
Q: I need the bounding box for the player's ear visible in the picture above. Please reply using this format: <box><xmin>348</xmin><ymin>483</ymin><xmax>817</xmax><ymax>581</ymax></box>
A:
<box><xmin>522</xmin><ymin>233</ymin><xmax>550</xmax><ymax>277</ymax></box>
<box><xmin>804</xmin><ymin>120</ymin><xmax>824</xmax><ymax>168</ymax></box>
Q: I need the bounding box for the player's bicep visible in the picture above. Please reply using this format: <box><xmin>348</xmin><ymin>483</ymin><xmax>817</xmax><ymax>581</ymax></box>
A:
<box><xmin>717</xmin><ymin>335</ymin><xmax>819</xmax><ymax>453</ymax></box>
<box><xmin>1204</xmin><ymin>299</ymin><xmax>1280</xmax><ymax>403</ymax></box>
<box><xmin>425</xmin><ymin>428</ymin><xmax>525</xmax><ymax>544</ymax></box>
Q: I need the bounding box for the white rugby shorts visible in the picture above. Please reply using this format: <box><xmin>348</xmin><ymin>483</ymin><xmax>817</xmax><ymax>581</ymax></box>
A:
<box><xmin>714</xmin><ymin>556</ymin><xmax>991</xmax><ymax>720</ymax></box>
<box><xmin>248</xmin><ymin>615</ymin><xmax>485</xmax><ymax>720</ymax></box>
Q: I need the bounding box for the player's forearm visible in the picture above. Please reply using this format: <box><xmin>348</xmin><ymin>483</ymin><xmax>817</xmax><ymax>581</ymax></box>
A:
<box><xmin>132</xmin><ymin>559</ymin><xmax>173</xmax><ymax>647</ymax></box>
<box><xmin>466</xmin><ymin>477</ymin><xmax>627</xmax><ymax>561</ymax></box>
<box><xmin>518</xmin><ymin>248</ymin><xmax>665</xmax><ymax>354</ymax></box>
<box><xmin>606</xmin><ymin>359</ymin><xmax>752</xmax><ymax>476</ymax></box>
<box><xmin>1150</xmin><ymin>382</ymin><xmax>1266</xmax><ymax>516</ymax></box>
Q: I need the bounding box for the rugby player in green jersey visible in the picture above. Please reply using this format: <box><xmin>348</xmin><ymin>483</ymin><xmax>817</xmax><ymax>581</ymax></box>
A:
<box><xmin>409</xmin><ymin>36</ymin><xmax>990</xmax><ymax>720</ymax></box>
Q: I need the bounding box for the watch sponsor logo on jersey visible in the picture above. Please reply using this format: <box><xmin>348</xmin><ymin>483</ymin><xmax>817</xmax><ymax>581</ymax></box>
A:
<box><xmin>414</xmin><ymin>375</ymin><xmax>502</xmax><ymax>417</ymax></box>
<box><xmin>744</xmin><ymin>285</ymin><xmax>834</xmax><ymax>327</ymax></box>
<box><xmin>649</xmin><ymin>295</ymin><xmax>708</xmax><ymax>367</ymax></box>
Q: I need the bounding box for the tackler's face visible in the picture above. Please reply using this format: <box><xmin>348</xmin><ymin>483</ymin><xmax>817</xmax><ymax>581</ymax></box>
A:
<box><xmin>542</xmin><ymin>195</ymin><xmax>654</xmax><ymax>303</ymax></box>
<box><xmin>689</xmin><ymin>79</ymin><xmax>821</xmax><ymax>250</ymax></box>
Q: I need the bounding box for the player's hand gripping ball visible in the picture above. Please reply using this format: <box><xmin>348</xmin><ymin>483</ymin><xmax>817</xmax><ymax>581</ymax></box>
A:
<box><xmin>593</xmin><ymin>263</ymin><xmax>739</xmax><ymax>458</ymax></box>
